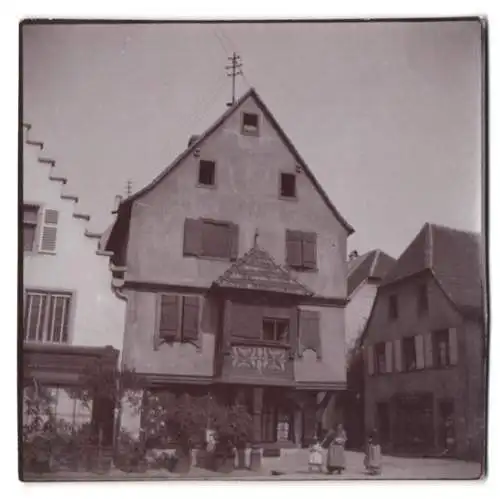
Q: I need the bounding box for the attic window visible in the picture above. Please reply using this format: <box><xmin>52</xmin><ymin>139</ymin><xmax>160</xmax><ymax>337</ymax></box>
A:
<box><xmin>198</xmin><ymin>160</ymin><xmax>216</xmax><ymax>187</ymax></box>
<box><xmin>241</xmin><ymin>112</ymin><xmax>259</xmax><ymax>136</ymax></box>
<box><xmin>280</xmin><ymin>173</ymin><xmax>296</xmax><ymax>198</ymax></box>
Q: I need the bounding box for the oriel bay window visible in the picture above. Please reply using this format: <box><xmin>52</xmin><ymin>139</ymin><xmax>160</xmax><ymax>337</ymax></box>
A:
<box><xmin>24</xmin><ymin>290</ymin><xmax>72</xmax><ymax>344</ymax></box>
<box><xmin>262</xmin><ymin>317</ymin><xmax>290</xmax><ymax>343</ymax></box>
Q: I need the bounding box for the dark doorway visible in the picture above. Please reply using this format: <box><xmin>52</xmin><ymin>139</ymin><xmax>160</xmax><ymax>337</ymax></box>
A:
<box><xmin>392</xmin><ymin>393</ymin><xmax>434</xmax><ymax>455</ymax></box>
<box><xmin>376</xmin><ymin>402</ymin><xmax>390</xmax><ymax>447</ymax></box>
<box><xmin>438</xmin><ymin>399</ymin><xmax>456</xmax><ymax>456</ymax></box>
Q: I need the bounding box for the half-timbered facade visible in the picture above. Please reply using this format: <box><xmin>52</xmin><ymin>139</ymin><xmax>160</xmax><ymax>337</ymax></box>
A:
<box><xmin>105</xmin><ymin>88</ymin><xmax>354</xmax><ymax>448</ymax></box>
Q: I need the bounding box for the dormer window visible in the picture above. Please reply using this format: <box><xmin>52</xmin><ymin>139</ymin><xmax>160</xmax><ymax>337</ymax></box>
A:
<box><xmin>280</xmin><ymin>173</ymin><xmax>296</xmax><ymax>199</ymax></box>
<box><xmin>241</xmin><ymin>112</ymin><xmax>259</xmax><ymax>136</ymax></box>
<box><xmin>198</xmin><ymin>160</ymin><xmax>216</xmax><ymax>187</ymax></box>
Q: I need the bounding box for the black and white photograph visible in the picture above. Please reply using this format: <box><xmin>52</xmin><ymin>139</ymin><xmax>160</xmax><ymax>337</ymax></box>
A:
<box><xmin>19</xmin><ymin>18</ymin><xmax>488</xmax><ymax>482</ymax></box>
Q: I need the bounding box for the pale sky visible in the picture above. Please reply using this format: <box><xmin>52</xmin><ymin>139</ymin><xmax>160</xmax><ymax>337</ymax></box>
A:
<box><xmin>22</xmin><ymin>20</ymin><xmax>483</xmax><ymax>258</ymax></box>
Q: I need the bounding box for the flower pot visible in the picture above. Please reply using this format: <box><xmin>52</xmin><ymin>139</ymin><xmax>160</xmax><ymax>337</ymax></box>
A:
<box><xmin>249</xmin><ymin>448</ymin><xmax>262</xmax><ymax>471</ymax></box>
<box><xmin>235</xmin><ymin>449</ymin><xmax>247</xmax><ymax>469</ymax></box>
<box><xmin>172</xmin><ymin>452</ymin><xmax>191</xmax><ymax>474</ymax></box>
<box><xmin>214</xmin><ymin>453</ymin><xmax>234</xmax><ymax>473</ymax></box>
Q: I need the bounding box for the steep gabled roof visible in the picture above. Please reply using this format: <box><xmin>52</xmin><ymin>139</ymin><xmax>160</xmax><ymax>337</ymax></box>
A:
<box><xmin>347</xmin><ymin>249</ymin><xmax>396</xmax><ymax>296</ymax></box>
<box><xmin>214</xmin><ymin>244</ymin><xmax>313</xmax><ymax>296</ymax></box>
<box><xmin>117</xmin><ymin>87</ymin><xmax>353</xmax><ymax>235</ymax></box>
<box><xmin>382</xmin><ymin>223</ymin><xmax>484</xmax><ymax>314</ymax></box>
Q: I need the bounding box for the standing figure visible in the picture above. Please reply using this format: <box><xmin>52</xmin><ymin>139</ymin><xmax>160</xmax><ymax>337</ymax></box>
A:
<box><xmin>322</xmin><ymin>423</ymin><xmax>347</xmax><ymax>474</ymax></box>
<box><xmin>308</xmin><ymin>437</ymin><xmax>324</xmax><ymax>473</ymax></box>
<box><xmin>364</xmin><ymin>429</ymin><xmax>382</xmax><ymax>476</ymax></box>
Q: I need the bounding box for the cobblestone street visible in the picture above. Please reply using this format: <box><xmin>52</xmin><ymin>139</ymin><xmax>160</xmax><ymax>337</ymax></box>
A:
<box><xmin>23</xmin><ymin>450</ymin><xmax>484</xmax><ymax>481</ymax></box>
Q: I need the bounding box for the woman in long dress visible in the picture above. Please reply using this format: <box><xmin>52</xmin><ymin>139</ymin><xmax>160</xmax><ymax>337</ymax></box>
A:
<box><xmin>364</xmin><ymin>429</ymin><xmax>382</xmax><ymax>475</ymax></box>
<box><xmin>322</xmin><ymin>423</ymin><xmax>347</xmax><ymax>474</ymax></box>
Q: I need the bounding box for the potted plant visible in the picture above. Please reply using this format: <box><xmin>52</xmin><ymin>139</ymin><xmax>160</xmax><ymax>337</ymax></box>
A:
<box><xmin>209</xmin><ymin>403</ymin><xmax>253</xmax><ymax>473</ymax></box>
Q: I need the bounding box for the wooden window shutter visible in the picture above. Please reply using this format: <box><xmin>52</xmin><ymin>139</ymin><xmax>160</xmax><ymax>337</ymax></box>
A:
<box><xmin>230</xmin><ymin>223</ymin><xmax>239</xmax><ymax>261</ymax></box>
<box><xmin>183</xmin><ymin>218</ymin><xmax>202</xmax><ymax>256</ymax></box>
<box><xmin>366</xmin><ymin>345</ymin><xmax>374</xmax><ymax>375</ymax></box>
<box><xmin>158</xmin><ymin>294</ymin><xmax>180</xmax><ymax>340</ymax></box>
<box><xmin>288</xmin><ymin>306</ymin><xmax>299</xmax><ymax>359</ymax></box>
<box><xmin>231</xmin><ymin>303</ymin><xmax>261</xmax><ymax>339</ymax></box>
<box><xmin>385</xmin><ymin>341</ymin><xmax>393</xmax><ymax>373</ymax></box>
<box><xmin>302</xmin><ymin>232</ymin><xmax>317</xmax><ymax>269</ymax></box>
<box><xmin>182</xmin><ymin>296</ymin><xmax>200</xmax><ymax>343</ymax></box>
<box><xmin>298</xmin><ymin>310</ymin><xmax>321</xmax><ymax>360</ymax></box>
<box><xmin>424</xmin><ymin>333</ymin><xmax>434</xmax><ymax>368</ymax></box>
<box><xmin>415</xmin><ymin>335</ymin><xmax>425</xmax><ymax>369</ymax></box>
<box><xmin>449</xmin><ymin>327</ymin><xmax>459</xmax><ymax>365</ymax></box>
<box><xmin>394</xmin><ymin>339</ymin><xmax>402</xmax><ymax>372</ymax></box>
<box><xmin>286</xmin><ymin>230</ymin><xmax>302</xmax><ymax>267</ymax></box>
<box><xmin>39</xmin><ymin>209</ymin><xmax>59</xmax><ymax>253</ymax></box>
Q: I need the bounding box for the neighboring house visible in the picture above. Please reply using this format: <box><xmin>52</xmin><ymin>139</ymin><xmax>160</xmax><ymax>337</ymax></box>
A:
<box><xmin>362</xmin><ymin>223</ymin><xmax>486</xmax><ymax>460</ymax></box>
<box><xmin>105</xmin><ymin>87</ymin><xmax>354</xmax><ymax>448</ymax></box>
<box><xmin>22</xmin><ymin>123</ymin><xmax>126</xmax><ymax>445</ymax></box>
<box><xmin>342</xmin><ymin>249</ymin><xmax>395</xmax><ymax>450</ymax></box>
<box><xmin>346</xmin><ymin>249</ymin><xmax>396</xmax><ymax>351</ymax></box>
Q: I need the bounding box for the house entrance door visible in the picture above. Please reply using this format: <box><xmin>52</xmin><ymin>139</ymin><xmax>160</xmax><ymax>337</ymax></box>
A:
<box><xmin>261</xmin><ymin>389</ymin><xmax>294</xmax><ymax>443</ymax></box>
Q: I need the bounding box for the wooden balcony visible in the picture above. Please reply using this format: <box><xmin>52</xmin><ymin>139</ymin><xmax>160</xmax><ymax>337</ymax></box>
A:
<box><xmin>218</xmin><ymin>340</ymin><xmax>294</xmax><ymax>386</ymax></box>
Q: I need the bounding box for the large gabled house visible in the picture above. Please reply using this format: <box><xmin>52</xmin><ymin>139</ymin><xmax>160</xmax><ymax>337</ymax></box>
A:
<box><xmin>362</xmin><ymin>223</ymin><xmax>486</xmax><ymax>460</ymax></box>
<box><xmin>22</xmin><ymin>123</ymin><xmax>126</xmax><ymax>448</ymax></box>
<box><xmin>105</xmin><ymin>87</ymin><xmax>354</xmax><ymax>448</ymax></box>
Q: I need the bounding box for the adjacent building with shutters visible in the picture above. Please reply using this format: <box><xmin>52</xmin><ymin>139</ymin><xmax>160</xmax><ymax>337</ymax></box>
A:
<box><xmin>22</xmin><ymin>123</ymin><xmax>126</xmax><ymax>446</ymax></box>
<box><xmin>362</xmin><ymin>223</ymin><xmax>486</xmax><ymax>460</ymax></box>
<box><xmin>105</xmin><ymin>88</ymin><xmax>354</xmax><ymax>448</ymax></box>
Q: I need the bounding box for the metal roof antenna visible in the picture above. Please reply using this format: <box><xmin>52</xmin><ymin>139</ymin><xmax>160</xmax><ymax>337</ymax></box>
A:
<box><xmin>225</xmin><ymin>52</ymin><xmax>243</xmax><ymax>107</ymax></box>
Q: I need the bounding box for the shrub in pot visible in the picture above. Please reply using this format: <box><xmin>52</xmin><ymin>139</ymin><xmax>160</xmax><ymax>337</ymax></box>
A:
<box><xmin>143</xmin><ymin>392</ymin><xmax>207</xmax><ymax>474</ymax></box>
<box><xmin>209</xmin><ymin>403</ymin><xmax>253</xmax><ymax>472</ymax></box>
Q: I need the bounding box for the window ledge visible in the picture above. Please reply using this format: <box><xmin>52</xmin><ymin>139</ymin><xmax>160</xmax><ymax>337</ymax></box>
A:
<box><xmin>231</xmin><ymin>338</ymin><xmax>291</xmax><ymax>349</ymax></box>
<box><xmin>287</xmin><ymin>265</ymin><xmax>318</xmax><ymax>274</ymax></box>
<box><xmin>196</xmin><ymin>183</ymin><xmax>217</xmax><ymax>190</ymax></box>
<box><xmin>279</xmin><ymin>195</ymin><xmax>298</xmax><ymax>202</ymax></box>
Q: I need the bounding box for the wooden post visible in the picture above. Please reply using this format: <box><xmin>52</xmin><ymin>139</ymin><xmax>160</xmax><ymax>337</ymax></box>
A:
<box><xmin>253</xmin><ymin>388</ymin><xmax>263</xmax><ymax>443</ymax></box>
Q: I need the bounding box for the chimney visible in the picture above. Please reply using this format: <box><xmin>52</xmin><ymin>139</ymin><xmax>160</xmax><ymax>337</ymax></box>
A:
<box><xmin>114</xmin><ymin>195</ymin><xmax>123</xmax><ymax>212</ymax></box>
<box><xmin>348</xmin><ymin>250</ymin><xmax>359</xmax><ymax>262</ymax></box>
<box><xmin>188</xmin><ymin>135</ymin><xmax>200</xmax><ymax>147</ymax></box>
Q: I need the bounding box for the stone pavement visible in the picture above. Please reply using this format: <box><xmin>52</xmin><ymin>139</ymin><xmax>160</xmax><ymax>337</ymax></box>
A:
<box><xmin>23</xmin><ymin>450</ymin><xmax>484</xmax><ymax>481</ymax></box>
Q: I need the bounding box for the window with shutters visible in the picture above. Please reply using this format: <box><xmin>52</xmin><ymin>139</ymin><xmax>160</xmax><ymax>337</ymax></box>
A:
<box><xmin>23</xmin><ymin>290</ymin><xmax>72</xmax><ymax>344</ymax></box>
<box><xmin>433</xmin><ymin>329</ymin><xmax>451</xmax><ymax>368</ymax></box>
<box><xmin>198</xmin><ymin>160</ymin><xmax>216</xmax><ymax>187</ymax></box>
<box><xmin>388</xmin><ymin>294</ymin><xmax>398</xmax><ymax>320</ymax></box>
<box><xmin>285</xmin><ymin>230</ymin><xmax>317</xmax><ymax>271</ymax></box>
<box><xmin>402</xmin><ymin>336</ymin><xmax>417</xmax><ymax>372</ymax></box>
<box><xmin>298</xmin><ymin>309</ymin><xmax>321</xmax><ymax>359</ymax></box>
<box><xmin>241</xmin><ymin>112</ymin><xmax>259</xmax><ymax>136</ymax></box>
<box><xmin>417</xmin><ymin>283</ymin><xmax>428</xmax><ymax>316</ymax></box>
<box><xmin>374</xmin><ymin>342</ymin><xmax>386</xmax><ymax>374</ymax></box>
<box><xmin>262</xmin><ymin>318</ymin><xmax>290</xmax><ymax>344</ymax></box>
<box><xmin>157</xmin><ymin>294</ymin><xmax>200</xmax><ymax>344</ymax></box>
<box><xmin>23</xmin><ymin>204</ymin><xmax>39</xmax><ymax>252</ymax></box>
<box><xmin>280</xmin><ymin>173</ymin><xmax>297</xmax><ymax>199</ymax></box>
<box><xmin>183</xmin><ymin>218</ymin><xmax>238</xmax><ymax>260</ymax></box>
